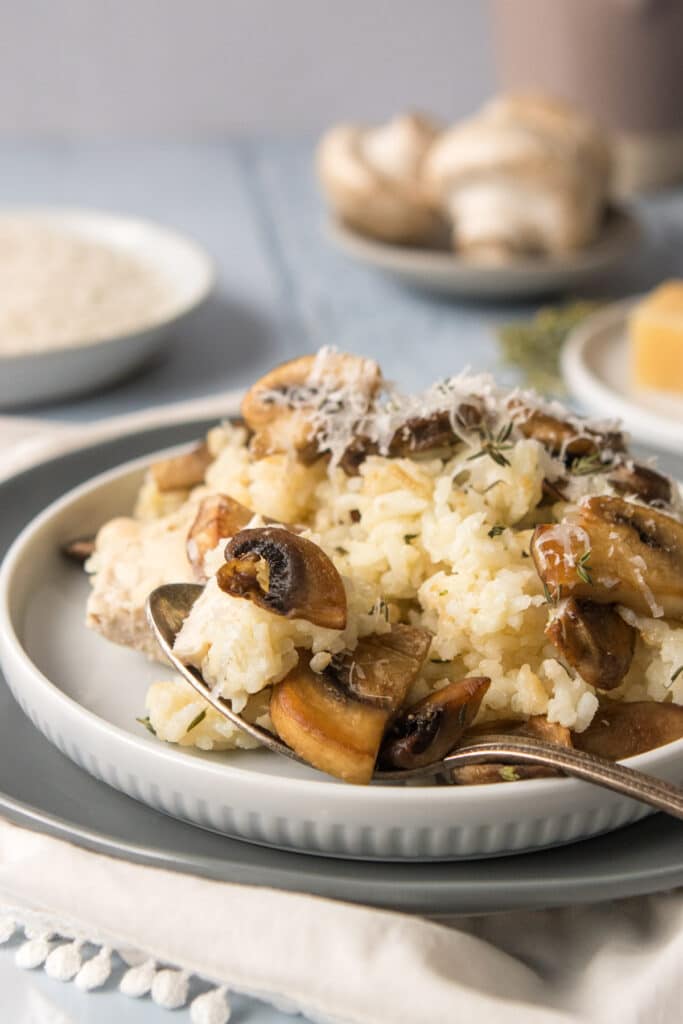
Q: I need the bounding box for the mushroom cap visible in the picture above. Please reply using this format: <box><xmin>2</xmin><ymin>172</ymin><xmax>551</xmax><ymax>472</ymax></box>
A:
<box><xmin>317</xmin><ymin>113</ymin><xmax>443</xmax><ymax>244</ymax></box>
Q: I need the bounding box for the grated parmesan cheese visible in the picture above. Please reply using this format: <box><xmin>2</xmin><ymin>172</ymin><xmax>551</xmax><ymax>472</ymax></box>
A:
<box><xmin>0</xmin><ymin>217</ymin><xmax>174</xmax><ymax>355</ymax></box>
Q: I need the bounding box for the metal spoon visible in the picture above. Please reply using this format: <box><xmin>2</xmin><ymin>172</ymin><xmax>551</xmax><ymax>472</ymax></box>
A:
<box><xmin>147</xmin><ymin>583</ymin><xmax>683</xmax><ymax>818</ymax></box>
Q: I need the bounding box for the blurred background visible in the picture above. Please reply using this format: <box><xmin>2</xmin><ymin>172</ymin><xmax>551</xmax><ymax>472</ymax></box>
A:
<box><xmin>1</xmin><ymin>0</ymin><xmax>682</xmax><ymax>418</ymax></box>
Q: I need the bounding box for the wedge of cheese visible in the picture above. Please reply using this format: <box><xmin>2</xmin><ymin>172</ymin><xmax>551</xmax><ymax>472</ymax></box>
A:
<box><xmin>631</xmin><ymin>280</ymin><xmax>683</xmax><ymax>393</ymax></box>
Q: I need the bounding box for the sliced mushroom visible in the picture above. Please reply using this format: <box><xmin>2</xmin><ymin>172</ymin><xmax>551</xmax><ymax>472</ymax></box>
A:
<box><xmin>540</xmin><ymin>477</ymin><xmax>569</xmax><ymax>506</ymax></box>
<box><xmin>608</xmin><ymin>462</ymin><xmax>672</xmax><ymax>506</ymax></box>
<box><xmin>451</xmin><ymin>714</ymin><xmax>573</xmax><ymax>784</ymax></box>
<box><xmin>546</xmin><ymin>598</ymin><xmax>636</xmax><ymax>690</ymax></box>
<box><xmin>531</xmin><ymin>497</ymin><xmax>683</xmax><ymax>619</ymax></box>
<box><xmin>573</xmin><ymin>701</ymin><xmax>683</xmax><ymax>760</ymax></box>
<box><xmin>186</xmin><ymin>495</ymin><xmax>256</xmax><ymax>580</ymax></box>
<box><xmin>378</xmin><ymin>676</ymin><xmax>490</xmax><ymax>770</ymax></box>
<box><xmin>514</xmin><ymin>407</ymin><xmax>624</xmax><ymax>463</ymax></box>
<box><xmin>270</xmin><ymin>624</ymin><xmax>431</xmax><ymax>783</ymax></box>
<box><xmin>217</xmin><ymin>527</ymin><xmax>347</xmax><ymax>629</ymax></box>
<box><xmin>150</xmin><ymin>442</ymin><xmax>213</xmax><ymax>492</ymax></box>
<box><xmin>241</xmin><ymin>352</ymin><xmax>381</xmax><ymax>460</ymax></box>
<box><xmin>388</xmin><ymin>402</ymin><xmax>485</xmax><ymax>457</ymax></box>
<box><xmin>61</xmin><ymin>536</ymin><xmax>96</xmax><ymax>564</ymax></box>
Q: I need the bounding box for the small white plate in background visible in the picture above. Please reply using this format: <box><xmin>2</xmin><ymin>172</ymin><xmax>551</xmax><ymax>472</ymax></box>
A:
<box><xmin>327</xmin><ymin>206</ymin><xmax>641</xmax><ymax>300</ymax></box>
<box><xmin>0</xmin><ymin>208</ymin><xmax>214</xmax><ymax>409</ymax></box>
<box><xmin>562</xmin><ymin>297</ymin><xmax>683</xmax><ymax>454</ymax></box>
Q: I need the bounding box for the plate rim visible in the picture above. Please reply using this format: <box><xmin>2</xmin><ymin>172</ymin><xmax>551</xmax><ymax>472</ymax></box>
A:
<box><xmin>562</xmin><ymin>296</ymin><xmax>683</xmax><ymax>454</ymax></box>
<box><xmin>2</xmin><ymin>434</ymin><xmax>683</xmax><ymax>814</ymax></box>
<box><xmin>0</xmin><ymin>205</ymin><xmax>216</xmax><ymax>366</ymax></box>
<box><xmin>0</xmin><ymin>419</ymin><xmax>682</xmax><ymax>907</ymax></box>
<box><xmin>327</xmin><ymin>204</ymin><xmax>641</xmax><ymax>279</ymax></box>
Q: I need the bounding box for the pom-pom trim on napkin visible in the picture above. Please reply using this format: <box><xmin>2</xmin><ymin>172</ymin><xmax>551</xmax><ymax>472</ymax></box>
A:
<box><xmin>0</xmin><ymin>906</ymin><xmax>233</xmax><ymax>1023</ymax></box>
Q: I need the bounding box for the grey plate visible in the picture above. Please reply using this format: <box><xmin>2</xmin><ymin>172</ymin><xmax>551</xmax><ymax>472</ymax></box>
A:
<box><xmin>1</xmin><ymin>420</ymin><xmax>682</xmax><ymax>916</ymax></box>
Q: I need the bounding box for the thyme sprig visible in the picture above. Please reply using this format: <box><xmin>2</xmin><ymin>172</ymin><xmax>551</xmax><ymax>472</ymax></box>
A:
<box><xmin>575</xmin><ymin>549</ymin><xmax>593</xmax><ymax>586</ymax></box>
<box><xmin>136</xmin><ymin>716</ymin><xmax>156</xmax><ymax>736</ymax></box>
<box><xmin>467</xmin><ymin>422</ymin><xmax>514</xmax><ymax>469</ymax></box>
<box><xmin>186</xmin><ymin>708</ymin><xmax>207</xmax><ymax>734</ymax></box>
<box><xmin>487</xmin><ymin>524</ymin><xmax>505</xmax><ymax>538</ymax></box>
<box><xmin>570</xmin><ymin>452</ymin><xmax>613</xmax><ymax>477</ymax></box>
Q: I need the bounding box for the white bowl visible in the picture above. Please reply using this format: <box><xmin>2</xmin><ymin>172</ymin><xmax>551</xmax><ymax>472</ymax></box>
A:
<box><xmin>0</xmin><ymin>208</ymin><xmax>214</xmax><ymax>409</ymax></box>
<box><xmin>1</xmin><ymin>449</ymin><xmax>681</xmax><ymax>861</ymax></box>
<box><xmin>327</xmin><ymin>207</ymin><xmax>641</xmax><ymax>299</ymax></box>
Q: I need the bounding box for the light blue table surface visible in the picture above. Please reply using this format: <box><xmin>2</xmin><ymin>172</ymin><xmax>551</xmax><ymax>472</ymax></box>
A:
<box><xmin>2</xmin><ymin>140</ymin><xmax>683</xmax><ymax>1022</ymax></box>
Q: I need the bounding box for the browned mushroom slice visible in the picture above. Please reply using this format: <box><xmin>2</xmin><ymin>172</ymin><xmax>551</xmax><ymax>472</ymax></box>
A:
<box><xmin>217</xmin><ymin>527</ymin><xmax>347</xmax><ymax>629</ymax></box>
<box><xmin>573</xmin><ymin>701</ymin><xmax>683</xmax><ymax>760</ymax></box>
<box><xmin>546</xmin><ymin>598</ymin><xmax>636</xmax><ymax>690</ymax></box>
<box><xmin>150</xmin><ymin>442</ymin><xmax>213</xmax><ymax>492</ymax></box>
<box><xmin>270</xmin><ymin>625</ymin><xmax>431</xmax><ymax>784</ymax></box>
<box><xmin>388</xmin><ymin>402</ymin><xmax>484</xmax><ymax>457</ymax></box>
<box><xmin>61</xmin><ymin>536</ymin><xmax>96</xmax><ymax>564</ymax></box>
<box><xmin>451</xmin><ymin>764</ymin><xmax>560</xmax><ymax>784</ymax></box>
<box><xmin>514</xmin><ymin>407</ymin><xmax>624</xmax><ymax>462</ymax></box>
<box><xmin>186</xmin><ymin>495</ymin><xmax>256</xmax><ymax>579</ymax></box>
<box><xmin>452</xmin><ymin>714</ymin><xmax>573</xmax><ymax>784</ymax></box>
<box><xmin>378</xmin><ymin>676</ymin><xmax>490</xmax><ymax>770</ymax></box>
<box><xmin>241</xmin><ymin>352</ymin><xmax>381</xmax><ymax>460</ymax></box>
<box><xmin>540</xmin><ymin>477</ymin><xmax>569</xmax><ymax>505</ymax></box>
<box><xmin>531</xmin><ymin>497</ymin><xmax>683</xmax><ymax>619</ymax></box>
<box><xmin>608</xmin><ymin>462</ymin><xmax>672</xmax><ymax>506</ymax></box>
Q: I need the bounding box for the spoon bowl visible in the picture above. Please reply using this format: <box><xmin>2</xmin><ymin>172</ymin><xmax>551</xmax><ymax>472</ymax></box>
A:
<box><xmin>146</xmin><ymin>583</ymin><xmax>683</xmax><ymax>818</ymax></box>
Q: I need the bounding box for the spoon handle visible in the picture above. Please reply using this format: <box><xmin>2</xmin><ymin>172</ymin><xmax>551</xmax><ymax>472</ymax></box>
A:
<box><xmin>442</xmin><ymin>737</ymin><xmax>683</xmax><ymax>819</ymax></box>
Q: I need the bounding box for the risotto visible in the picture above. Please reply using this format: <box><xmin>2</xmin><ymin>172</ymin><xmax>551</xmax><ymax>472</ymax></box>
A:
<box><xmin>84</xmin><ymin>348</ymin><xmax>683</xmax><ymax>781</ymax></box>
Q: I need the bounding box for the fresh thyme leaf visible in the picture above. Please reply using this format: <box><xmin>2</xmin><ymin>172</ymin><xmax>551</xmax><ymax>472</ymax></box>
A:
<box><xmin>669</xmin><ymin>665</ymin><xmax>683</xmax><ymax>687</ymax></box>
<box><xmin>499</xmin><ymin>766</ymin><xmax>520</xmax><ymax>782</ymax></box>
<box><xmin>488</xmin><ymin>525</ymin><xmax>505</xmax><ymax>538</ymax></box>
<box><xmin>576</xmin><ymin>549</ymin><xmax>593</xmax><ymax>586</ymax></box>
<box><xmin>335</xmin><ymin>546</ymin><xmax>348</xmax><ymax>555</ymax></box>
<box><xmin>521</xmin><ymin>550</ymin><xmax>530</xmax><ymax>558</ymax></box>
<box><xmin>439</xmin><ymin>590</ymin><xmax>448</xmax><ymax>597</ymax></box>
<box><xmin>136</xmin><ymin>716</ymin><xmax>156</xmax><ymax>736</ymax></box>
<box><xmin>570</xmin><ymin>452</ymin><xmax>611</xmax><ymax>477</ymax></box>
<box><xmin>467</xmin><ymin>422</ymin><xmax>514</xmax><ymax>469</ymax></box>
<box><xmin>404</xmin><ymin>533</ymin><xmax>418</xmax><ymax>542</ymax></box>
<box><xmin>497</xmin><ymin>301</ymin><xmax>602</xmax><ymax>394</ymax></box>
<box><xmin>430</xmin><ymin>658</ymin><xmax>452</xmax><ymax>664</ymax></box>
<box><xmin>186</xmin><ymin>709</ymin><xmax>207</xmax><ymax>733</ymax></box>
<box><xmin>543</xmin><ymin>582</ymin><xmax>562</xmax><ymax>606</ymax></box>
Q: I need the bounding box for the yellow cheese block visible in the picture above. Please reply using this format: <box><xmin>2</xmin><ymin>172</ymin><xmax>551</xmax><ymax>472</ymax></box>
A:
<box><xmin>631</xmin><ymin>280</ymin><xmax>683</xmax><ymax>393</ymax></box>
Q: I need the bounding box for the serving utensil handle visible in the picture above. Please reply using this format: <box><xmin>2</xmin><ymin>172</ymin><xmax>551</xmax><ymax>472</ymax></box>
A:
<box><xmin>442</xmin><ymin>737</ymin><xmax>683</xmax><ymax>820</ymax></box>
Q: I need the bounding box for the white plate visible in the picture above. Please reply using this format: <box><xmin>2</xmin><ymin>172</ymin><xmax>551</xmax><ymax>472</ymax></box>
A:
<box><xmin>1</xmin><ymin>449</ymin><xmax>682</xmax><ymax>861</ymax></box>
<box><xmin>562</xmin><ymin>298</ymin><xmax>683</xmax><ymax>454</ymax></box>
<box><xmin>0</xmin><ymin>208</ymin><xmax>214</xmax><ymax>409</ymax></box>
<box><xmin>327</xmin><ymin>207</ymin><xmax>641</xmax><ymax>299</ymax></box>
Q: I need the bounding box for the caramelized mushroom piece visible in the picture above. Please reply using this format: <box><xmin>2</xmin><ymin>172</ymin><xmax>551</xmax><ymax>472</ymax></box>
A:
<box><xmin>241</xmin><ymin>352</ymin><xmax>381</xmax><ymax>460</ymax></box>
<box><xmin>388</xmin><ymin>402</ymin><xmax>484</xmax><ymax>457</ymax></box>
<box><xmin>573</xmin><ymin>701</ymin><xmax>683</xmax><ymax>760</ymax></box>
<box><xmin>379</xmin><ymin>676</ymin><xmax>490</xmax><ymax>770</ymax></box>
<box><xmin>546</xmin><ymin>598</ymin><xmax>636</xmax><ymax>690</ymax></box>
<box><xmin>608</xmin><ymin>462</ymin><xmax>672</xmax><ymax>506</ymax></box>
<box><xmin>150</xmin><ymin>442</ymin><xmax>213</xmax><ymax>492</ymax></box>
<box><xmin>451</xmin><ymin>715</ymin><xmax>573</xmax><ymax>785</ymax></box>
<box><xmin>270</xmin><ymin>625</ymin><xmax>432</xmax><ymax>784</ymax></box>
<box><xmin>186</xmin><ymin>495</ymin><xmax>256</xmax><ymax>580</ymax></box>
<box><xmin>61</xmin><ymin>536</ymin><xmax>96</xmax><ymax>564</ymax></box>
<box><xmin>514</xmin><ymin>407</ymin><xmax>624</xmax><ymax>462</ymax></box>
<box><xmin>531</xmin><ymin>497</ymin><xmax>683</xmax><ymax>620</ymax></box>
<box><xmin>217</xmin><ymin>527</ymin><xmax>347</xmax><ymax>629</ymax></box>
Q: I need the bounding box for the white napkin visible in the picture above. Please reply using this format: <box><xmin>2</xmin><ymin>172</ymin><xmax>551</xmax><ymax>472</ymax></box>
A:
<box><xmin>1</xmin><ymin>407</ymin><xmax>681</xmax><ymax>1024</ymax></box>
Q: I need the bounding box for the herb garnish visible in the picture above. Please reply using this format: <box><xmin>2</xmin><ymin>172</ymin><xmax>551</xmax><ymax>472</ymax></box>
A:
<box><xmin>669</xmin><ymin>665</ymin><xmax>683</xmax><ymax>688</ymax></box>
<box><xmin>430</xmin><ymin>658</ymin><xmax>452</xmax><ymax>664</ymax></box>
<box><xmin>488</xmin><ymin>525</ymin><xmax>505</xmax><ymax>538</ymax></box>
<box><xmin>467</xmin><ymin>422</ymin><xmax>514</xmax><ymax>469</ymax></box>
<box><xmin>136</xmin><ymin>716</ymin><xmax>156</xmax><ymax>736</ymax></box>
<box><xmin>575</xmin><ymin>549</ymin><xmax>593</xmax><ymax>585</ymax></box>
<box><xmin>570</xmin><ymin>452</ymin><xmax>612</xmax><ymax>477</ymax></box>
<box><xmin>497</xmin><ymin>301</ymin><xmax>601</xmax><ymax>394</ymax></box>
<box><xmin>404</xmin><ymin>533</ymin><xmax>418</xmax><ymax>543</ymax></box>
<box><xmin>186</xmin><ymin>709</ymin><xmax>207</xmax><ymax>733</ymax></box>
<box><xmin>499</xmin><ymin>766</ymin><xmax>520</xmax><ymax>782</ymax></box>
